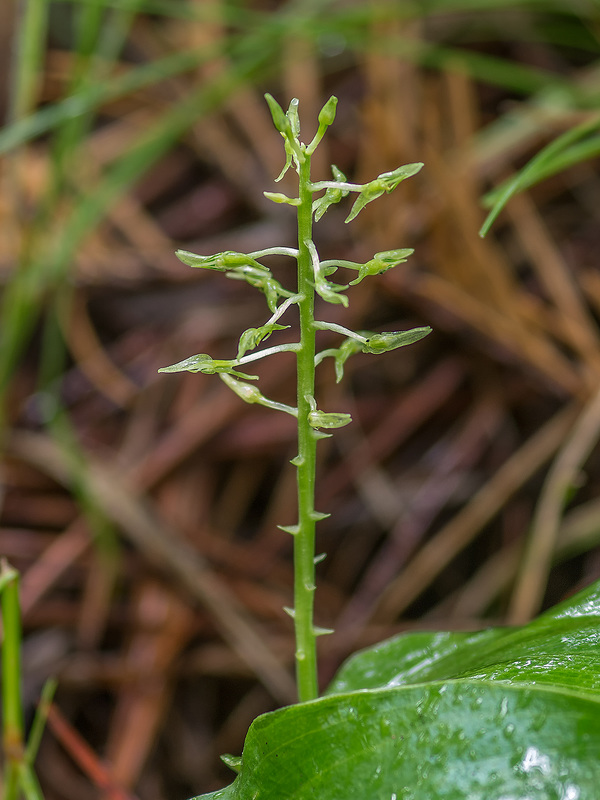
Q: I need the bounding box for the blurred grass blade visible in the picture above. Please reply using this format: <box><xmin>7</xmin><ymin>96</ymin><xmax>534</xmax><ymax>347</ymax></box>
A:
<box><xmin>0</xmin><ymin>46</ymin><xmax>219</xmax><ymax>155</ymax></box>
<box><xmin>480</xmin><ymin>113</ymin><xmax>600</xmax><ymax>236</ymax></box>
<box><xmin>49</xmin><ymin>0</ymin><xmax>143</xmax><ymax>173</ymax></box>
<box><xmin>0</xmin><ymin>31</ymin><xmax>278</xmax><ymax>397</ymax></box>
<box><xmin>9</xmin><ymin>0</ymin><xmax>48</xmax><ymax>122</ymax></box>
<box><xmin>25</xmin><ymin>679</ymin><xmax>58</xmax><ymax>764</ymax></box>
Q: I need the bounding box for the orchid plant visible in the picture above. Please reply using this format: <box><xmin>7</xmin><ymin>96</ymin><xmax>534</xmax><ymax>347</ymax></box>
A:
<box><xmin>159</xmin><ymin>93</ymin><xmax>430</xmax><ymax>704</ymax></box>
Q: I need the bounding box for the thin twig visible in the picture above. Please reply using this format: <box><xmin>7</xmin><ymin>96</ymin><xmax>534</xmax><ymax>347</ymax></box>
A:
<box><xmin>373</xmin><ymin>402</ymin><xmax>580</xmax><ymax>621</ymax></box>
<box><xmin>509</xmin><ymin>384</ymin><xmax>600</xmax><ymax>623</ymax></box>
<box><xmin>8</xmin><ymin>430</ymin><xmax>296</xmax><ymax>704</ymax></box>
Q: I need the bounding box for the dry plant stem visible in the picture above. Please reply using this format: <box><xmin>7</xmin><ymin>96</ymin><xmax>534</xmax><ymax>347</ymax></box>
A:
<box><xmin>509</xmin><ymin>385</ymin><xmax>600</xmax><ymax>624</ymax></box>
<box><xmin>294</xmin><ymin>153</ymin><xmax>319</xmax><ymax>702</ymax></box>
<box><xmin>440</xmin><ymin>494</ymin><xmax>600</xmax><ymax>620</ymax></box>
<box><xmin>7</xmin><ymin>430</ymin><xmax>296</xmax><ymax>705</ymax></box>
<box><xmin>374</xmin><ymin>402</ymin><xmax>580</xmax><ymax>621</ymax></box>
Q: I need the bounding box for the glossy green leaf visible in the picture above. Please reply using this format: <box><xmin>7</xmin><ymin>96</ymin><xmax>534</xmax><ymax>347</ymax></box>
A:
<box><xmin>193</xmin><ymin>578</ymin><xmax>600</xmax><ymax>799</ymax></box>
<box><xmin>328</xmin><ymin>577</ymin><xmax>600</xmax><ymax>696</ymax></box>
<box><xmin>193</xmin><ymin>681</ymin><xmax>600</xmax><ymax>800</ymax></box>
<box><xmin>220</xmin><ymin>754</ymin><xmax>242</xmax><ymax>775</ymax></box>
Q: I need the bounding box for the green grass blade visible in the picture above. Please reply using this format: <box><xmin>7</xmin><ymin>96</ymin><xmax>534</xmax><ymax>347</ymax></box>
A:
<box><xmin>0</xmin><ymin>46</ymin><xmax>219</xmax><ymax>155</ymax></box>
<box><xmin>25</xmin><ymin>679</ymin><xmax>58</xmax><ymax>764</ymax></box>
<box><xmin>1</xmin><ymin>562</ymin><xmax>26</xmax><ymax>800</ymax></box>
<box><xmin>480</xmin><ymin>113</ymin><xmax>600</xmax><ymax>236</ymax></box>
<box><xmin>9</xmin><ymin>0</ymin><xmax>49</xmax><ymax>122</ymax></box>
<box><xmin>0</xmin><ymin>33</ymin><xmax>278</xmax><ymax>398</ymax></box>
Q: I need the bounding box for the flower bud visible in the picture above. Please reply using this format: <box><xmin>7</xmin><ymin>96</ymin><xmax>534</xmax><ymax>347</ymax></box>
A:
<box><xmin>318</xmin><ymin>95</ymin><xmax>338</xmax><ymax>128</ymax></box>
<box><xmin>265</xmin><ymin>93</ymin><xmax>292</xmax><ymax>136</ymax></box>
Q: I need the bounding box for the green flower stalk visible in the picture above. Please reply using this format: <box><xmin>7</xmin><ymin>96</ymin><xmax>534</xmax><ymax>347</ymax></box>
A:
<box><xmin>1</xmin><ymin>560</ymin><xmax>49</xmax><ymax>800</ymax></box>
<box><xmin>159</xmin><ymin>94</ymin><xmax>430</xmax><ymax>702</ymax></box>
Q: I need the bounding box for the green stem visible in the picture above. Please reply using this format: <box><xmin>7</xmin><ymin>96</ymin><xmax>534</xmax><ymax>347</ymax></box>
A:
<box><xmin>294</xmin><ymin>150</ymin><xmax>319</xmax><ymax>703</ymax></box>
<box><xmin>237</xmin><ymin>342</ymin><xmax>301</xmax><ymax>365</ymax></box>
<box><xmin>1</xmin><ymin>561</ymin><xmax>25</xmax><ymax>800</ymax></box>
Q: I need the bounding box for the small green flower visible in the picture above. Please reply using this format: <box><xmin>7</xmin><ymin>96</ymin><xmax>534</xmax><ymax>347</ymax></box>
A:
<box><xmin>361</xmin><ymin>326</ymin><xmax>431</xmax><ymax>354</ymax></box>
<box><xmin>378</xmin><ymin>162</ymin><xmax>424</xmax><ymax>191</ymax></box>
<box><xmin>306</xmin><ymin>238</ymin><xmax>349</xmax><ymax>307</ymax></box>
<box><xmin>349</xmin><ymin>248</ymin><xmax>414</xmax><ymax>285</ymax></box>
<box><xmin>314</xmin><ymin>273</ymin><xmax>349</xmax><ymax>307</ymax></box>
<box><xmin>176</xmin><ymin>249</ymin><xmax>265</xmax><ymax>271</ymax></box>
<box><xmin>237</xmin><ymin>323</ymin><xmax>289</xmax><ymax>359</ymax></box>
<box><xmin>158</xmin><ymin>354</ymin><xmax>258</xmax><ymax>380</ymax></box>
<box><xmin>318</xmin><ymin>96</ymin><xmax>338</xmax><ymax>128</ymax></box>
<box><xmin>227</xmin><ymin>265</ymin><xmax>293</xmax><ymax>312</ymax></box>
<box><xmin>332</xmin><ymin>337</ymin><xmax>364</xmax><ymax>382</ymax></box>
<box><xmin>313</xmin><ymin>165</ymin><xmax>349</xmax><ymax>222</ymax></box>
<box><xmin>286</xmin><ymin>97</ymin><xmax>301</xmax><ymax>138</ymax></box>
<box><xmin>265</xmin><ymin>93</ymin><xmax>304</xmax><ymax>180</ymax></box>
<box><xmin>345</xmin><ymin>162</ymin><xmax>424</xmax><ymax>223</ymax></box>
<box><xmin>264</xmin><ymin>191</ymin><xmax>301</xmax><ymax>206</ymax></box>
<box><xmin>307</xmin><ymin>96</ymin><xmax>338</xmax><ymax>155</ymax></box>
<box><xmin>265</xmin><ymin>93</ymin><xmax>292</xmax><ymax>137</ymax></box>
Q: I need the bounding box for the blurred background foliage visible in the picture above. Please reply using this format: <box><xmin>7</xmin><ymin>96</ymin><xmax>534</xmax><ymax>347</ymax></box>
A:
<box><xmin>1</xmin><ymin>0</ymin><xmax>600</xmax><ymax>797</ymax></box>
